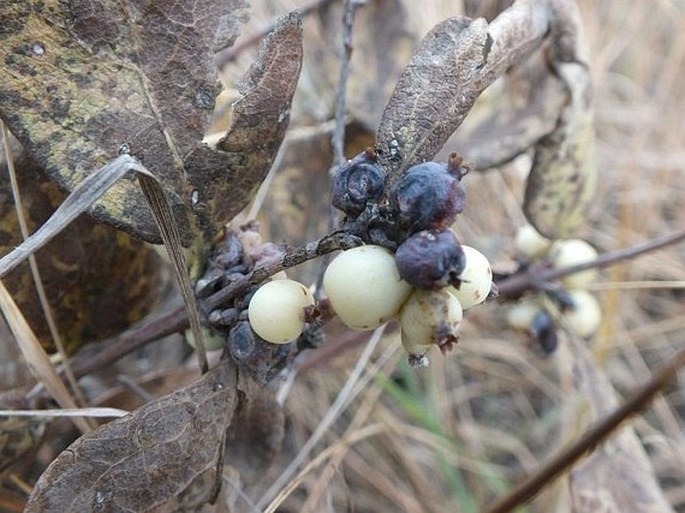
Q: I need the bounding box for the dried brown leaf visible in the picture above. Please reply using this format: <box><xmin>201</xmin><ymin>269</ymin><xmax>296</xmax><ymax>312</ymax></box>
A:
<box><xmin>0</xmin><ymin>152</ymin><xmax>164</xmax><ymax>353</ymax></box>
<box><xmin>0</xmin><ymin>0</ymin><xmax>250</xmax><ymax>243</ymax></box>
<box><xmin>25</xmin><ymin>360</ymin><xmax>239</xmax><ymax>513</ymax></box>
<box><xmin>445</xmin><ymin>51</ymin><xmax>567</xmax><ymax>170</ymax></box>
<box><xmin>375</xmin><ymin>16</ymin><xmax>489</xmax><ymax>182</ymax></box>
<box><xmin>377</xmin><ymin>0</ymin><xmax>551</xmax><ymax>185</ymax></box>
<box><xmin>0</xmin><ymin>2</ymin><xmax>302</xmax><ymax>248</ymax></box>
<box><xmin>523</xmin><ymin>1</ymin><xmax>596</xmax><ymax>238</ymax></box>
<box><xmin>185</xmin><ymin>12</ymin><xmax>303</xmax><ymax>241</ymax></box>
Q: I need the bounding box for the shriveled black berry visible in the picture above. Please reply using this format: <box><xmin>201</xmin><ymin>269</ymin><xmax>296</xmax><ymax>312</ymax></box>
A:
<box><xmin>394</xmin><ymin>229</ymin><xmax>466</xmax><ymax>290</ymax></box>
<box><xmin>530</xmin><ymin>309</ymin><xmax>558</xmax><ymax>354</ymax></box>
<box><xmin>331</xmin><ymin>150</ymin><xmax>386</xmax><ymax>218</ymax></box>
<box><xmin>389</xmin><ymin>162</ymin><xmax>466</xmax><ymax>236</ymax></box>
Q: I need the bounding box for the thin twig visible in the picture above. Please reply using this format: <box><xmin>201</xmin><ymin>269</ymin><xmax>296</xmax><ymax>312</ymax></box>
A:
<box><xmin>66</xmin><ymin>306</ymin><xmax>189</xmax><ymax>380</ymax></box>
<box><xmin>330</xmin><ymin>0</ymin><xmax>361</xmax><ymax>167</ymax></box>
<box><xmin>54</xmin><ymin>232</ymin><xmax>362</xmax><ymax>382</ymax></box>
<box><xmin>317</xmin><ymin>0</ymin><xmax>364</xmax><ymax>297</ymax></box>
<box><xmin>483</xmin><ymin>347</ymin><xmax>685</xmax><ymax>513</ymax></box>
<box><xmin>215</xmin><ymin>0</ymin><xmax>338</xmax><ymax>68</ymax></box>
<box><xmin>496</xmin><ymin>228</ymin><xmax>685</xmax><ymax>298</ymax></box>
<box><xmin>204</xmin><ymin>231</ymin><xmax>362</xmax><ymax>311</ymax></box>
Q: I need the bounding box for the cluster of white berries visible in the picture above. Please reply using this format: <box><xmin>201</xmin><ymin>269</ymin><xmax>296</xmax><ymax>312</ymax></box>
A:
<box><xmin>248</xmin><ymin>240</ymin><xmax>493</xmax><ymax>366</ymax></box>
<box><xmin>507</xmin><ymin>224</ymin><xmax>602</xmax><ymax>342</ymax></box>
<box><xmin>323</xmin><ymin>242</ymin><xmax>493</xmax><ymax>365</ymax></box>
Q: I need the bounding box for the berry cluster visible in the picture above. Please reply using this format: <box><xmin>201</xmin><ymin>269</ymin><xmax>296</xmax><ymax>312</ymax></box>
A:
<box><xmin>325</xmin><ymin>151</ymin><xmax>493</xmax><ymax>365</ymax></box>
<box><xmin>194</xmin><ymin>223</ymin><xmax>316</xmax><ymax>383</ymax></box>
<box><xmin>507</xmin><ymin>224</ymin><xmax>602</xmax><ymax>351</ymax></box>
<box><xmin>331</xmin><ymin>150</ymin><xmax>473</xmax><ymax>291</ymax></box>
<box><xmin>233</xmin><ymin>151</ymin><xmax>494</xmax><ymax>370</ymax></box>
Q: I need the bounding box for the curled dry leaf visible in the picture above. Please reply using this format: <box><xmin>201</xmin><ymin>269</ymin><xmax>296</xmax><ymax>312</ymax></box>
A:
<box><xmin>0</xmin><ymin>2</ymin><xmax>303</xmax><ymax>248</ymax></box>
<box><xmin>376</xmin><ymin>0</ymin><xmax>596</xmax><ymax>237</ymax></box>
<box><xmin>523</xmin><ymin>1</ymin><xmax>596</xmax><ymax>239</ymax></box>
<box><xmin>444</xmin><ymin>51</ymin><xmax>567</xmax><ymax>170</ymax></box>
<box><xmin>377</xmin><ymin>0</ymin><xmax>551</xmax><ymax>186</ymax></box>
<box><xmin>186</xmin><ymin>12</ymin><xmax>304</xmax><ymax>242</ymax></box>
<box><xmin>375</xmin><ymin>16</ymin><xmax>490</xmax><ymax>183</ymax></box>
<box><xmin>25</xmin><ymin>360</ymin><xmax>239</xmax><ymax>513</ymax></box>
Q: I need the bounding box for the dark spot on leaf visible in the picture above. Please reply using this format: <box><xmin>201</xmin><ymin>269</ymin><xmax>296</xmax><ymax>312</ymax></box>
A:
<box><xmin>195</xmin><ymin>85</ymin><xmax>216</xmax><ymax>109</ymax></box>
<box><xmin>50</xmin><ymin>98</ymin><xmax>71</xmax><ymax>122</ymax></box>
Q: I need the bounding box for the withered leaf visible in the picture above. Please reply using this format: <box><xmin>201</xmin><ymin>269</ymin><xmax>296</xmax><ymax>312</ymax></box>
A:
<box><xmin>186</xmin><ymin>12</ymin><xmax>303</xmax><ymax>241</ymax></box>
<box><xmin>523</xmin><ymin>2</ymin><xmax>596</xmax><ymax>239</ymax></box>
<box><xmin>0</xmin><ymin>152</ymin><xmax>165</xmax><ymax>353</ymax></box>
<box><xmin>376</xmin><ymin>1</ymin><xmax>551</xmax><ymax>185</ymax></box>
<box><xmin>25</xmin><ymin>360</ymin><xmax>238</xmax><ymax>513</ymax></box>
<box><xmin>446</xmin><ymin>51</ymin><xmax>567</xmax><ymax>170</ymax></box>
<box><xmin>375</xmin><ymin>16</ymin><xmax>490</xmax><ymax>183</ymax></box>
<box><xmin>0</xmin><ymin>2</ymin><xmax>302</xmax><ymax>247</ymax></box>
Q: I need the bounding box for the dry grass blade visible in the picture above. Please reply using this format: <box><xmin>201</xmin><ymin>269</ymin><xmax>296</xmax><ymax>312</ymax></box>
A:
<box><xmin>0</xmin><ymin>408</ymin><xmax>128</xmax><ymax>418</ymax></box>
<box><xmin>257</xmin><ymin>326</ymin><xmax>387</xmax><ymax>509</ymax></box>
<box><xmin>1</xmin><ymin>121</ymin><xmax>92</xmax><ymax>429</ymax></box>
<box><xmin>264</xmin><ymin>423</ymin><xmax>386</xmax><ymax>513</ymax></box>
<box><xmin>0</xmin><ymin>154</ymin><xmax>145</xmax><ymax>277</ymax></box>
<box><xmin>0</xmin><ymin>281</ymin><xmax>91</xmax><ymax>434</ymax></box>
<box><xmin>137</xmin><ymin>173</ymin><xmax>209</xmax><ymax>374</ymax></box>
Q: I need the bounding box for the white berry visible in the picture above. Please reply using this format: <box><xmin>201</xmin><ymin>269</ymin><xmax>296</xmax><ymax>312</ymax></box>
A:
<box><xmin>563</xmin><ymin>290</ymin><xmax>602</xmax><ymax>338</ymax></box>
<box><xmin>506</xmin><ymin>300</ymin><xmax>542</xmax><ymax>331</ymax></box>
<box><xmin>447</xmin><ymin>245</ymin><xmax>493</xmax><ymax>309</ymax></box>
<box><xmin>323</xmin><ymin>245</ymin><xmax>412</xmax><ymax>330</ymax></box>
<box><xmin>399</xmin><ymin>289</ymin><xmax>463</xmax><ymax>357</ymax></box>
<box><xmin>514</xmin><ymin>224</ymin><xmax>552</xmax><ymax>260</ymax></box>
<box><xmin>550</xmin><ymin>239</ymin><xmax>598</xmax><ymax>289</ymax></box>
<box><xmin>248</xmin><ymin>279</ymin><xmax>314</xmax><ymax>344</ymax></box>
<box><xmin>185</xmin><ymin>328</ymin><xmax>226</xmax><ymax>352</ymax></box>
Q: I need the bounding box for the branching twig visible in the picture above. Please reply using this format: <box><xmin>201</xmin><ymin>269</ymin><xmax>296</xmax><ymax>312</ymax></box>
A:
<box><xmin>496</xmin><ymin>228</ymin><xmax>685</xmax><ymax>298</ymax></box>
<box><xmin>330</xmin><ymin>0</ymin><xmax>362</xmax><ymax>167</ymax></box>
<box><xmin>205</xmin><ymin>231</ymin><xmax>363</xmax><ymax>311</ymax></box>
<box><xmin>215</xmin><ymin>0</ymin><xmax>338</xmax><ymax>68</ymax></box>
<box><xmin>483</xmin><ymin>347</ymin><xmax>685</xmax><ymax>513</ymax></box>
<box><xmin>64</xmin><ymin>227</ymin><xmax>685</xmax><ymax>380</ymax></box>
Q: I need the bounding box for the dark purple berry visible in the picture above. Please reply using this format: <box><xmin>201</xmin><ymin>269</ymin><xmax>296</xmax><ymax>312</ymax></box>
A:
<box><xmin>530</xmin><ymin>310</ymin><xmax>558</xmax><ymax>354</ymax></box>
<box><xmin>394</xmin><ymin>229</ymin><xmax>466</xmax><ymax>290</ymax></box>
<box><xmin>331</xmin><ymin>150</ymin><xmax>386</xmax><ymax>218</ymax></box>
<box><xmin>389</xmin><ymin>162</ymin><xmax>466</xmax><ymax>235</ymax></box>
